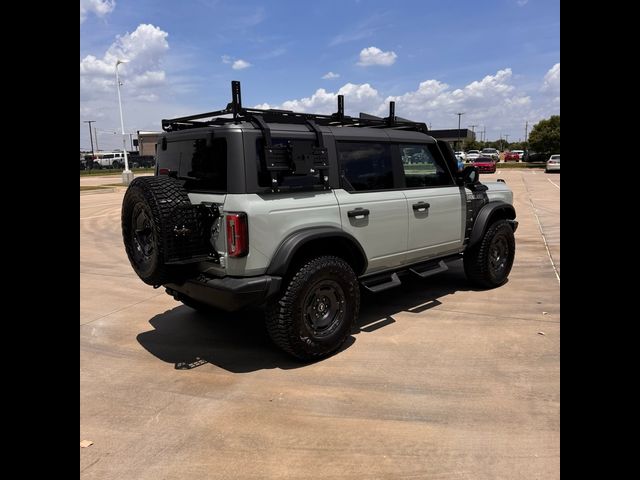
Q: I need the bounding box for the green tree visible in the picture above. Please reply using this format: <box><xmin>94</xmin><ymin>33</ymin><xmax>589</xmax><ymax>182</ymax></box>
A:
<box><xmin>465</xmin><ymin>140</ymin><xmax>480</xmax><ymax>151</ymax></box>
<box><xmin>528</xmin><ymin>115</ymin><xmax>560</xmax><ymax>154</ymax></box>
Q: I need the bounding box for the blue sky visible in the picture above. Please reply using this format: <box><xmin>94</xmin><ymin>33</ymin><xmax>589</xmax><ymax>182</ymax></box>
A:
<box><xmin>80</xmin><ymin>0</ymin><xmax>559</xmax><ymax>151</ymax></box>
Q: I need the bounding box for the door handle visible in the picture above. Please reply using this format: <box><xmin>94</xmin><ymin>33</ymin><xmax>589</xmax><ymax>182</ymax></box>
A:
<box><xmin>347</xmin><ymin>208</ymin><xmax>370</xmax><ymax>218</ymax></box>
<box><xmin>412</xmin><ymin>202</ymin><xmax>431</xmax><ymax>212</ymax></box>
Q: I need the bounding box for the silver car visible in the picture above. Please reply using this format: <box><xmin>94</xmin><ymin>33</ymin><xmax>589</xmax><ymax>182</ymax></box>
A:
<box><xmin>545</xmin><ymin>154</ymin><xmax>560</xmax><ymax>172</ymax></box>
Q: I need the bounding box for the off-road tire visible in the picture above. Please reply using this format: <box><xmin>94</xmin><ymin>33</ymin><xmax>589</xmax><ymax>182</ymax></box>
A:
<box><xmin>121</xmin><ymin>176</ymin><xmax>191</xmax><ymax>286</ymax></box>
<box><xmin>112</xmin><ymin>161</ymin><xmax>121</xmax><ymax>169</ymax></box>
<box><xmin>265</xmin><ymin>256</ymin><xmax>360</xmax><ymax>361</ymax></box>
<box><xmin>464</xmin><ymin>219</ymin><xmax>515</xmax><ymax>288</ymax></box>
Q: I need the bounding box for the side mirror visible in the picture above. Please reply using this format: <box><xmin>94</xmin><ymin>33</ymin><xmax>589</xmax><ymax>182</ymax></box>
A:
<box><xmin>462</xmin><ymin>165</ymin><xmax>479</xmax><ymax>184</ymax></box>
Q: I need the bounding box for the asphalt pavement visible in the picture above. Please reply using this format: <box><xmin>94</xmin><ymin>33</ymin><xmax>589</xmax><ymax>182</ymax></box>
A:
<box><xmin>80</xmin><ymin>169</ymin><xmax>560</xmax><ymax>479</ymax></box>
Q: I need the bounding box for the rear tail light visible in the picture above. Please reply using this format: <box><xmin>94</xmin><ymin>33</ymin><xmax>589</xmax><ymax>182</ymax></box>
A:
<box><xmin>226</xmin><ymin>213</ymin><xmax>249</xmax><ymax>257</ymax></box>
<box><xmin>158</xmin><ymin>168</ymin><xmax>170</xmax><ymax>175</ymax></box>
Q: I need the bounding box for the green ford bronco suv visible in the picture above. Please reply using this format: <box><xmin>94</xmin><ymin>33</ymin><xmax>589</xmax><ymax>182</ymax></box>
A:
<box><xmin>122</xmin><ymin>81</ymin><xmax>518</xmax><ymax>360</ymax></box>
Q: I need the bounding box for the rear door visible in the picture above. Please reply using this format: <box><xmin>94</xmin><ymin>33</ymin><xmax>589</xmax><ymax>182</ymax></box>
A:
<box><xmin>398</xmin><ymin>142</ymin><xmax>464</xmax><ymax>262</ymax></box>
<box><xmin>333</xmin><ymin>140</ymin><xmax>408</xmax><ymax>274</ymax></box>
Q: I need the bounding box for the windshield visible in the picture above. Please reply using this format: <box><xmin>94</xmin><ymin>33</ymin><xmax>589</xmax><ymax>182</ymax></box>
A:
<box><xmin>482</xmin><ymin>149</ymin><xmax>497</xmax><ymax>153</ymax></box>
<box><xmin>468</xmin><ymin>150</ymin><xmax>479</xmax><ymax>154</ymax></box>
<box><xmin>550</xmin><ymin>155</ymin><xmax>560</xmax><ymax>160</ymax></box>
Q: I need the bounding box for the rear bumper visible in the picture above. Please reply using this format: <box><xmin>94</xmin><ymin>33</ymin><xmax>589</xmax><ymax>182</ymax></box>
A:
<box><xmin>165</xmin><ymin>274</ymin><xmax>282</xmax><ymax>312</ymax></box>
<box><xmin>546</xmin><ymin>164</ymin><xmax>560</xmax><ymax>171</ymax></box>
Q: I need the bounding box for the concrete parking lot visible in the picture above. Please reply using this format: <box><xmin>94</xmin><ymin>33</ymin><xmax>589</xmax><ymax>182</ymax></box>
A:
<box><xmin>80</xmin><ymin>169</ymin><xmax>559</xmax><ymax>479</ymax></box>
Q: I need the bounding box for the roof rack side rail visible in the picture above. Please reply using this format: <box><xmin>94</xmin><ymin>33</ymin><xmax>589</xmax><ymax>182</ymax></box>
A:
<box><xmin>160</xmin><ymin>80</ymin><xmax>431</xmax><ymax>135</ymax></box>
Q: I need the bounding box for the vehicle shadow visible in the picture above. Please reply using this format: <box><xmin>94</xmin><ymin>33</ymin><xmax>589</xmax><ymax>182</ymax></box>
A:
<box><xmin>136</xmin><ymin>260</ymin><xmax>481</xmax><ymax>373</ymax></box>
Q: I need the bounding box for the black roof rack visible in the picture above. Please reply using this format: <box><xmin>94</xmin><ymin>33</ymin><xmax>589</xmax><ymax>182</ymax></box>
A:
<box><xmin>161</xmin><ymin>81</ymin><xmax>429</xmax><ymax>135</ymax></box>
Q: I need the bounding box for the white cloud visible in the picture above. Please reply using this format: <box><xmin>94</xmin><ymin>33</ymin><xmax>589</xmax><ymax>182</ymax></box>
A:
<box><xmin>253</xmin><ymin>67</ymin><xmax>560</xmax><ymax>141</ymax></box>
<box><xmin>80</xmin><ymin>24</ymin><xmax>169</xmax><ymax>81</ymax></box>
<box><xmin>517</xmin><ymin>0</ymin><xmax>529</xmax><ymax>6</ymax></box>
<box><xmin>221</xmin><ymin>55</ymin><xmax>232</xmax><ymax>64</ymax></box>
<box><xmin>357</xmin><ymin>46</ymin><xmax>397</xmax><ymax>67</ymax></box>
<box><xmin>232</xmin><ymin>59</ymin><xmax>251</xmax><ymax>70</ymax></box>
<box><xmin>80</xmin><ymin>0</ymin><xmax>115</xmax><ymax>24</ymax></box>
<box><xmin>254</xmin><ymin>83</ymin><xmax>382</xmax><ymax>115</ymax></box>
<box><xmin>80</xmin><ymin>24</ymin><xmax>174</xmax><ymax>149</ymax></box>
<box><xmin>542</xmin><ymin>63</ymin><xmax>560</xmax><ymax>92</ymax></box>
<box><xmin>322</xmin><ymin>72</ymin><xmax>340</xmax><ymax>79</ymax></box>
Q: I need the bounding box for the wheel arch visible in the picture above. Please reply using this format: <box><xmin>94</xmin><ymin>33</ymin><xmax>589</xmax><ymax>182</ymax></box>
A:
<box><xmin>468</xmin><ymin>201</ymin><xmax>516</xmax><ymax>248</ymax></box>
<box><xmin>266</xmin><ymin>227</ymin><xmax>368</xmax><ymax>277</ymax></box>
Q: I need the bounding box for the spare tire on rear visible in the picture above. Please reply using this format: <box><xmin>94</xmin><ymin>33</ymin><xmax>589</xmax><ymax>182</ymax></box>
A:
<box><xmin>121</xmin><ymin>176</ymin><xmax>192</xmax><ymax>286</ymax></box>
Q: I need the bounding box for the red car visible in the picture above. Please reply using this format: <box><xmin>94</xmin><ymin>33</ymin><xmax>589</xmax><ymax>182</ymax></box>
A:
<box><xmin>473</xmin><ymin>156</ymin><xmax>497</xmax><ymax>173</ymax></box>
<box><xmin>504</xmin><ymin>151</ymin><xmax>519</xmax><ymax>162</ymax></box>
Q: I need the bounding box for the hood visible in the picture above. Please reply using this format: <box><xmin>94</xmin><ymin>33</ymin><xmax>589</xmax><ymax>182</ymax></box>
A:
<box><xmin>482</xmin><ymin>180</ymin><xmax>514</xmax><ymax>205</ymax></box>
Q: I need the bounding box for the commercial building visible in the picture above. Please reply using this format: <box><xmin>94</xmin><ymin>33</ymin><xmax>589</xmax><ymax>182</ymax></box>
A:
<box><xmin>428</xmin><ymin>129</ymin><xmax>476</xmax><ymax>150</ymax></box>
<box><xmin>136</xmin><ymin>131</ymin><xmax>162</xmax><ymax>157</ymax></box>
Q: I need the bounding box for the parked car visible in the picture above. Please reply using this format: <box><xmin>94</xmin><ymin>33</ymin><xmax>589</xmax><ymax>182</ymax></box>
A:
<box><xmin>454</xmin><ymin>151</ymin><xmax>465</xmax><ymax>162</ymax></box>
<box><xmin>481</xmin><ymin>148</ymin><xmax>500</xmax><ymax>161</ymax></box>
<box><xmin>523</xmin><ymin>151</ymin><xmax>547</xmax><ymax>163</ymax></box>
<box><xmin>503</xmin><ymin>151</ymin><xmax>520</xmax><ymax>162</ymax></box>
<box><xmin>545</xmin><ymin>154</ymin><xmax>560</xmax><ymax>173</ymax></box>
<box><xmin>511</xmin><ymin>150</ymin><xmax>525</xmax><ymax>161</ymax></box>
<box><xmin>466</xmin><ymin>150</ymin><xmax>481</xmax><ymax>161</ymax></box>
<box><xmin>473</xmin><ymin>156</ymin><xmax>497</xmax><ymax>173</ymax></box>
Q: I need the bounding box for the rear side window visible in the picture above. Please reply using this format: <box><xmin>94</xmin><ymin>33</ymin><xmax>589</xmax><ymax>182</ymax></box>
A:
<box><xmin>399</xmin><ymin>143</ymin><xmax>454</xmax><ymax>188</ymax></box>
<box><xmin>158</xmin><ymin>136</ymin><xmax>227</xmax><ymax>191</ymax></box>
<box><xmin>336</xmin><ymin>142</ymin><xmax>393</xmax><ymax>191</ymax></box>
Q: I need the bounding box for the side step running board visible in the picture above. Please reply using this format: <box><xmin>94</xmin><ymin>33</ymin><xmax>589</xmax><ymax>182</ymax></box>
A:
<box><xmin>361</xmin><ymin>272</ymin><xmax>402</xmax><ymax>293</ymax></box>
<box><xmin>409</xmin><ymin>260</ymin><xmax>448</xmax><ymax>279</ymax></box>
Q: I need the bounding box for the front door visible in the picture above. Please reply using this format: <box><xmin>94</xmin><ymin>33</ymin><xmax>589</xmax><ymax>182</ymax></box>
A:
<box><xmin>397</xmin><ymin>143</ymin><xmax>464</xmax><ymax>263</ymax></box>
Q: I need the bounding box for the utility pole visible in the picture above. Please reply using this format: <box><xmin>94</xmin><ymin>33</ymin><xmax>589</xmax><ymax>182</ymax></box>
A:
<box><xmin>83</xmin><ymin>120</ymin><xmax>95</xmax><ymax>158</ymax></box>
<box><xmin>129</xmin><ymin>133</ymin><xmax>134</xmax><ymax>152</ymax></box>
<box><xmin>468</xmin><ymin>124</ymin><xmax>478</xmax><ymax>144</ymax></box>
<box><xmin>524</xmin><ymin>121</ymin><xmax>529</xmax><ymax>146</ymax></box>
<box><xmin>94</xmin><ymin>126</ymin><xmax>99</xmax><ymax>151</ymax></box>
<box><xmin>504</xmin><ymin>134</ymin><xmax>510</xmax><ymax>148</ymax></box>
<box><xmin>456</xmin><ymin>112</ymin><xmax>464</xmax><ymax>151</ymax></box>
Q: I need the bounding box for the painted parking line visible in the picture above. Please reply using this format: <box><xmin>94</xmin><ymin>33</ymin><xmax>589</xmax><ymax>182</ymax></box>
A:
<box><xmin>547</xmin><ymin>178</ymin><xmax>560</xmax><ymax>189</ymax></box>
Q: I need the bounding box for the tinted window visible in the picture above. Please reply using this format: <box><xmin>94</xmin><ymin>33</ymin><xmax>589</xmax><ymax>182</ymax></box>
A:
<box><xmin>185</xmin><ymin>137</ymin><xmax>227</xmax><ymax>191</ymax></box>
<box><xmin>337</xmin><ymin>142</ymin><xmax>393</xmax><ymax>191</ymax></box>
<box><xmin>400</xmin><ymin>144</ymin><xmax>453</xmax><ymax>187</ymax></box>
<box><xmin>159</xmin><ymin>137</ymin><xmax>227</xmax><ymax>191</ymax></box>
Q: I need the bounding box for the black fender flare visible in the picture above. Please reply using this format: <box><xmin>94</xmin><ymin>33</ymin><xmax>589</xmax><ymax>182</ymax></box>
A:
<box><xmin>266</xmin><ymin>227</ymin><xmax>368</xmax><ymax>277</ymax></box>
<box><xmin>469</xmin><ymin>201</ymin><xmax>517</xmax><ymax>248</ymax></box>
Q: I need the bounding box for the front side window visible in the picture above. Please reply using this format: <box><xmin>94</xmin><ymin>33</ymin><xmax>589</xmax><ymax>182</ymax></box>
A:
<box><xmin>399</xmin><ymin>144</ymin><xmax>453</xmax><ymax>188</ymax></box>
<box><xmin>337</xmin><ymin>142</ymin><xmax>393</xmax><ymax>191</ymax></box>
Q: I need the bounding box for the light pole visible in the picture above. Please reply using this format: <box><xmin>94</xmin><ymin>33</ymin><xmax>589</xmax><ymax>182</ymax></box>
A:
<box><xmin>83</xmin><ymin>120</ymin><xmax>95</xmax><ymax>159</ymax></box>
<box><xmin>115</xmin><ymin>59</ymin><xmax>133</xmax><ymax>184</ymax></box>
<box><xmin>456</xmin><ymin>112</ymin><xmax>464</xmax><ymax>151</ymax></box>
